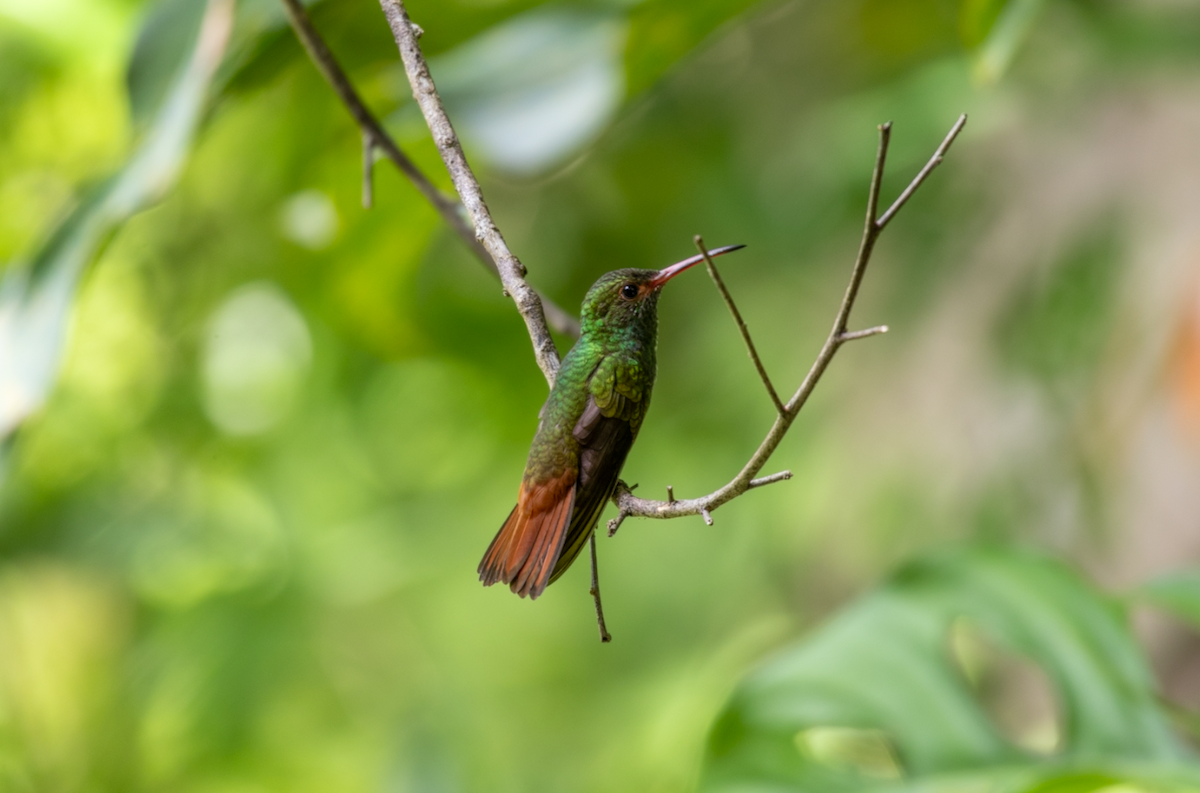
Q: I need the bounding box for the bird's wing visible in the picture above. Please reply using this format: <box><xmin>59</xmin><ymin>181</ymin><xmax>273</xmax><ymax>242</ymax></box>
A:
<box><xmin>547</xmin><ymin>356</ymin><xmax>648</xmax><ymax>584</ymax></box>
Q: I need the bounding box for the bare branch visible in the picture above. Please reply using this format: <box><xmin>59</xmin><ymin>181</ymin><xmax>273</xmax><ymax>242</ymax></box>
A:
<box><xmin>695</xmin><ymin>234</ymin><xmax>785</xmax><ymax>415</ymax></box>
<box><xmin>378</xmin><ymin>0</ymin><xmax>562</xmax><ymax>384</ymax></box>
<box><xmin>589</xmin><ymin>533</ymin><xmax>612</xmax><ymax>643</ymax></box>
<box><xmin>278</xmin><ymin>0</ymin><xmax>579</xmax><ymax>355</ymax></box>
<box><xmin>610</xmin><ymin>116</ymin><xmax>967</xmax><ymax>525</ymax></box>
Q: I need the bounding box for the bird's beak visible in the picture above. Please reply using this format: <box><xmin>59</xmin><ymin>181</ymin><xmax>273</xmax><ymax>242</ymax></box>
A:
<box><xmin>651</xmin><ymin>244</ymin><xmax>746</xmax><ymax>288</ymax></box>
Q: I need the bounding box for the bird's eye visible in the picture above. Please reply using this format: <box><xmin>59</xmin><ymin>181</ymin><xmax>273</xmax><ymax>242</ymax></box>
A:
<box><xmin>620</xmin><ymin>283</ymin><xmax>638</xmax><ymax>300</ymax></box>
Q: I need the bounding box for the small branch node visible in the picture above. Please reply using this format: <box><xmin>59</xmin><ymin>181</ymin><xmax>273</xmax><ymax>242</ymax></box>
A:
<box><xmin>700</xmin><ymin>507</ymin><xmax>714</xmax><ymax>526</ymax></box>
<box><xmin>409</xmin><ymin>20</ymin><xmax>424</xmax><ymax>38</ymax></box>
<box><xmin>839</xmin><ymin>324</ymin><xmax>889</xmax><ymax>342</ymax></box>
<box><xmin>607</xmin><ymin>481</ymin><xmax>638</xmax><ymax>536</ymax></box>
<box><xmin>666</xmin><ymin>485</ymin><xmax>675</xmax><ymax>504</ymax></box>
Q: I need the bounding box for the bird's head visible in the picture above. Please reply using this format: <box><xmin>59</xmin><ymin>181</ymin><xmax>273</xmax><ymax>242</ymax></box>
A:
<box><xmin>579</xmin><ymin>245</ymin><xmax>745</xmax><ymax>337</ymax></box>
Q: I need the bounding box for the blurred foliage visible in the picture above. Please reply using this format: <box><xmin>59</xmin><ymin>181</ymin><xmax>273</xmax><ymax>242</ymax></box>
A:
<box><xmin>703</xmin><ymin>546</ymin><xmax>1199</xmax><ymax>792</ymax></box>
<box><xmin>2</xmin><ymin>0</ymin><xmax>1200</xmax><ymax>791</ymax></box>
<box><xmin>995</xmin><ymin>215</ymin><xmax>1123</xmax><ymax>403</ymax></box>
<box><xmin>0</xmin><ymin>0</ymin><xmax>231</xmax><ymax>441</ymax></box>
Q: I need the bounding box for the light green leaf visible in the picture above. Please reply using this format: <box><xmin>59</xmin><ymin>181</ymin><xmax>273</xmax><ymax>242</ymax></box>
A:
<box><xmin>0</xmin><ymin>0</ymin><xmax>234</xmax><ymax>441</ymax></box>
<box><xmin>126</xmin><ymin>0</ymin><xmax>210</xmax><ymax>128</ymax></box>
<box><xmin>968</xmin><ymin>0</ymin><xmax>1046</xmax><ymax>85</ymax></box>
<box><xmin>429</xmin><ymin>7</ymin><xmax>628</xmax><ymax>175</ymax></box>
<box><xmin>1139</xmin><ymin>572</ymin><xmax>1200</xmax><ymax>629</ymax></box>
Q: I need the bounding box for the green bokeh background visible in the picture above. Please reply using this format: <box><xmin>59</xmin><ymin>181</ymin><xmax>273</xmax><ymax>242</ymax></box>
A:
<box><xmin>3</xmin><ymin>0</ymin><xmax>1200</xmax><ymax>791</ymax></box>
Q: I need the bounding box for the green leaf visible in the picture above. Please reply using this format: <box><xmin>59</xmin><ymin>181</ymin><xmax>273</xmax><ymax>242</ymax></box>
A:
<box><xmin>1139</xmin><ymin>572</ymin><xmax>1200</xmax><ymax>629</ymax></box>
<box><xmin>625</xmin><ymin>0</ymin><xmax>758</xmax><ymax>96</ymax></box>
<box><xmin>959</xmin><ymin>0</ymin><xmax>1009</xmax><ymax>49</ymax></box>
<box><xmin>967</xmin><ymin>0</ymin><xmax>1047</xmax><ymax>85</ymax></box>
<box><xmin>126</xmin><ymin>0</ymin><xmax>210</xmax><ymax>128</ymax></box>
<box><xmin>702</xmin><ymin>546</ymin><xmax>1192</xmax><ymax>793</ymax></box>
<box><xmin>0</xmin><ymin>0</ymin><xmax>234</xmax><ymax>441</ymax></box>
<box><xmin>428</xmin><ymin>7</ymin><xmax>628</xmax><ymax>175</ymax></box>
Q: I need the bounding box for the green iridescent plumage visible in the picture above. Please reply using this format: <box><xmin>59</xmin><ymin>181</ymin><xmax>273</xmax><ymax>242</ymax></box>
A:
<box><xmin>479</xmin><ymin>247</ymin><xmax>744</xmax><ymax>599</ymax></box>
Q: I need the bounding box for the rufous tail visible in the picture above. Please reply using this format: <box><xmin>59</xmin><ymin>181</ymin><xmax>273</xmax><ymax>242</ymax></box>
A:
<box><xmin>478</xmin><ymin>472</ymin><xmax>576</xmax><ymax>599</ymax></box>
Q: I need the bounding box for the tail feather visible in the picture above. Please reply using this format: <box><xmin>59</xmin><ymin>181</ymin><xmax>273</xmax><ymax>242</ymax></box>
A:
<box><xmin>479</xmin><ymin>506</ymin><xmax>519</xmax><ymax>586</ymax></box>
<box><xmin>478</xmin><ymin>471</ymin><xmax>577</xmax><ymax>599</ymax></box>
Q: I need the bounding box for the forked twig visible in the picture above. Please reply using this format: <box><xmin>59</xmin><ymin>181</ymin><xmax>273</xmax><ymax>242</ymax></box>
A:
<box><xmin>607</xmin><ymin>115</ymin><xmax>968</xmax><ymax>535</ymax></box>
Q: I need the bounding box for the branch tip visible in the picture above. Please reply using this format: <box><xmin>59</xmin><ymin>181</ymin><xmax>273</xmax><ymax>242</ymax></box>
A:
<box><xmin>589</xmin><ymin>533</ymin><xmax>612</xmax><ymax>642</ymax></box>
<box><xmin>694</xmin><ymin>234</ymin><xmax>784</xmax><ymax>413</ymax></box>
<box><xmin>877</xmin><ymin>113</ymin><xmax>967</xmax><ymax>229</ymax></box>
<box><xmin>839</xmin><ymin>324</ymin><xmax>889</xmax><ymax>342</ymax></box>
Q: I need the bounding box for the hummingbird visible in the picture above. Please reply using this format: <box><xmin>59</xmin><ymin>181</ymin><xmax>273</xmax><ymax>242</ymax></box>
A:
<box><xmin>479</xmin><ymin>244</ymin><xmax>746</xmax><ymax>599</ymax></box>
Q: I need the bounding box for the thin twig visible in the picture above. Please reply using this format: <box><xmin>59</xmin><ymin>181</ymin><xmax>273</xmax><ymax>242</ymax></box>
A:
<box><xmin>748</xmin><ymin>470</ymin><xmax>792</xmax><ymax>489</ymax></box>
<box><xmin>361</xmin><ymin>131</ymin><xmax>374</xmax><ymax>209</ymax></box>
<box><xmin>839</xmin><ymin>325</ymin><xmax>889</xmax><ymax>342</ymax></box>
<box><xmin>378</xmin><ymin>0</ymin><xmax>562</xmax><ymax>385</ymax></box>
<box><xmin>278</xmin><ymin>0</ymin><xmax>579</xmax><ymax>349</ymax></box>
<box><xmin>695</xmin><ymin>234</ymin><xmax>784</xmax><ymax>414</ymax></box>
<box><xmin>609</xmin><ymin>115</ymin><xmax>968</xmax><ymax>525</ymax></box>
<box><xmin>589</xmin><ymin>533</ymin><xmax>612</xmax><ymax>643</ymax></box>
